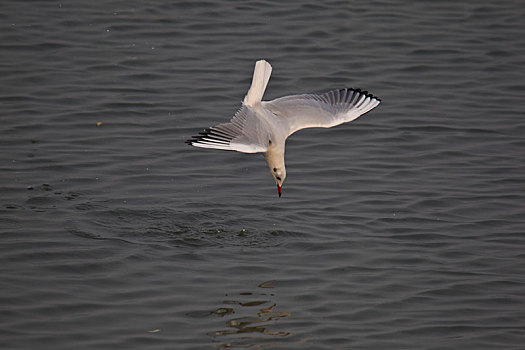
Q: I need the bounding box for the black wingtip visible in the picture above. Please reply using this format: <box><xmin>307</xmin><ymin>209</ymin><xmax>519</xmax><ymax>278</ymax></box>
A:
<box><xmin>185</xmin><ymin>128</ymin><xmax>209</xmax><ymax>146</ymax></box>
<box><xmin>186</xmin><ymin>127</ymin><xmax>234</xmax><ymax>148</ymax></box>
<box><xmin>342</xmin><ymin>87</ymin><xmax>381</xmax><ymax>103</ymax></box>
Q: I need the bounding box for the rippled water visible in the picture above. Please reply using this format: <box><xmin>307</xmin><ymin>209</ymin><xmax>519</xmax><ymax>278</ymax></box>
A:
<box><xmin>1</xmin><ymin>0</ymin><xmax>525</xmax><ymax>349</ymax></box>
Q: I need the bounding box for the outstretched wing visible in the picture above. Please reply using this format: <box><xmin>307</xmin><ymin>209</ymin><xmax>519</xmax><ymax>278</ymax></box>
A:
<box><xmin>186</xmin><ymin>105</ymin><xmax>270</xmax><ymax>153</ymax></box>
<box><xmin>263</xmin><ymin>88</ymin><xmax>380</xmax><ymax>135</ymax></box>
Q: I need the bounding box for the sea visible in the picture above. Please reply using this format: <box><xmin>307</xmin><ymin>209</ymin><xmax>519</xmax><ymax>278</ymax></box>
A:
<box><xmin>1</xmin><ymin>0</ymin><xmax>524</xmax><ymax>349</ymax></box>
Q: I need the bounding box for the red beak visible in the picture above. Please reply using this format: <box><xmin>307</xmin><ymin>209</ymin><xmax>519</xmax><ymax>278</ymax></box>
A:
<box><xmin>277</xmin><ymin>184</ymin><xmax>282</xmax><ymax>197</ymax></box>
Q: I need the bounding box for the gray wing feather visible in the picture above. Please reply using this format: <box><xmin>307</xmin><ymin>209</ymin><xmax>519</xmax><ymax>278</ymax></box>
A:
<box><xmin>263</xmin><ymin>88</ymin><xmax>380</xmax><ymax>135</ymax></box>
<box><xmin>186</xmin><ymin>105</ymin><xmax>269</xmax><ymax>153</ymax></box>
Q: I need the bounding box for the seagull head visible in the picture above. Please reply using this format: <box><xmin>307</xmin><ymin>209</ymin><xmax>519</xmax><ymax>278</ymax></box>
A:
<box><xmin>270</xmin><ymin>166</ymin><xmax>286</xmax><ymax>197</ymax></box>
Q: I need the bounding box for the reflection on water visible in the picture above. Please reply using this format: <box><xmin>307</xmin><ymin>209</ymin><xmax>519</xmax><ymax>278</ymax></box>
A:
<box><xmin>188</xmin><ymin>280</ymin><xmax>291</xmax><ymax>349</ymax></box>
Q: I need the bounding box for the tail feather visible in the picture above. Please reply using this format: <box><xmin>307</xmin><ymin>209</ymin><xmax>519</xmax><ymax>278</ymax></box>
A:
<box><xmin>243</xmin><ymin>60</ymin><xmax>272</xmax><ymax>107</ymax></box>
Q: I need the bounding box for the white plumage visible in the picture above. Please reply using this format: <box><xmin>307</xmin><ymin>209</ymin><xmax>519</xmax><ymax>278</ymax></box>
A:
<box><xmin>186</xmin><ymin>60</ymin><xmax>381</xmax><ymax>197</ymax></box>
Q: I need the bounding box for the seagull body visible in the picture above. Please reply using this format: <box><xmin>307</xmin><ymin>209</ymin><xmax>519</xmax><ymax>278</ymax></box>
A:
<box><xmin>186</xmin><ymin>60</ymin><xmax>381</xmax><ymax>197</ymax></box>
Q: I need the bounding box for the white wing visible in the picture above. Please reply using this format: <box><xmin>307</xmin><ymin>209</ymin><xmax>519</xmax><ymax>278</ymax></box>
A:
<box><xmin>186</xmin><ymin>105</ymin><xmax>270</xmax><ymax>153</ymax></box>
<box><xmin>263</xmin><ymin>88</ymin><xmax>380</xmax><ymax>135</ymax></box>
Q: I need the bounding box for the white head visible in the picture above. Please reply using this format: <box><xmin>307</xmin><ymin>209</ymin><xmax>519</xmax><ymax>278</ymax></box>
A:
<box><xmin>268</xmin><ymin>163</ymin><xmax>286</xmax><ymax>197</ymax></box>
<box><xmin>265</xmin><ymin>141</ymin><xmax>286</xmax><ymax>197</ymax></box>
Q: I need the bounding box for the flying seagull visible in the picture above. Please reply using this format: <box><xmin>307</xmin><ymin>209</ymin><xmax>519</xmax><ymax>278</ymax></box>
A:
<box><xmin>186</xmin><ymin>60</ymin><xmax>380</xmax><ymax>197</ymax></box>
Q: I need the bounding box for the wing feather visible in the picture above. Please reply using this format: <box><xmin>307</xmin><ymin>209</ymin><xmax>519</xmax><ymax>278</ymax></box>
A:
<box><xmin>186</xmin><ymin>105</ymin><xmax>269</xmax><ymax>153</ymax></box>
<box><xmin>263</xmin><ymin>88</ymin><xmax>380</xmax><ymax>135</ymax></box>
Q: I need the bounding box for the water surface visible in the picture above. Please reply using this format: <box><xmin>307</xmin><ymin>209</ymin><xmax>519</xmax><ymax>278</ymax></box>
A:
<box><xmin>1</xmin><ymin>0</ymin><xmax>525</xmax><ymax>349</ymax></box>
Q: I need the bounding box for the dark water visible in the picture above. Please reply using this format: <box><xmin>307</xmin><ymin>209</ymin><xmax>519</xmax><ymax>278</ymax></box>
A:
<box><xmin>1</xmin><ymin>0</ymin><xmax>525</xmax><ymax>349</ymax></box>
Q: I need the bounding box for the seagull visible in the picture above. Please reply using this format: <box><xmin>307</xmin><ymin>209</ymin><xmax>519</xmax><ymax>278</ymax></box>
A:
<box><xmin>186</xmin><ymin>60</ymin><xmax>380</xmax><ymax>197</ymax></box>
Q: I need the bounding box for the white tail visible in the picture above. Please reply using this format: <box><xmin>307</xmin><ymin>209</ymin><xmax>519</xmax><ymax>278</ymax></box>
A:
<box><xmin>243</xmin><ymin>60</ymin><xmax>272</xmax><ymax>107</ymax></box>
